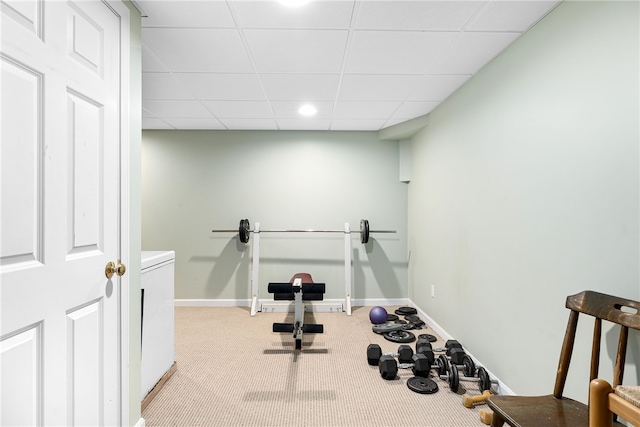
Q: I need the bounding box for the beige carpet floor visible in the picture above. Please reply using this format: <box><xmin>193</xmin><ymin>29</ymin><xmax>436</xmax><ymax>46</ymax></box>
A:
<box><xmin>142</xmin><ymin>305</ymin><xmax>491</xmax><ymax>426</ymax></box>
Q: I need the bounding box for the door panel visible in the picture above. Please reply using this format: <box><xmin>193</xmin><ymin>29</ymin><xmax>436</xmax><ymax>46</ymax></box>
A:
<box><xmin>1</xmin><ymin>1</ymin><xmax>125</xmax><ymax>425</ymax></box>
<box><xmin>0</xmin><ymin>323</ymin><xmax>43</xmax><ymax>426</ymax></box>
<box><xmin>0</xmin><ymin>55</ymin><xmax>43</xmax><ymax>267</ymax></box>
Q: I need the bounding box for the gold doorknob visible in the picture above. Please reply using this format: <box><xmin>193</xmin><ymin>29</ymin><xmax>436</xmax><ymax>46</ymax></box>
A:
<box><xmin>115</xmin><ymin>260</ymin><xmax>126</xmax><ymax>276</ymax></box>
<box><xmin>105</xmin><ymin>260</ymin><xmax>126</xmax><ymax>278</ymax></box>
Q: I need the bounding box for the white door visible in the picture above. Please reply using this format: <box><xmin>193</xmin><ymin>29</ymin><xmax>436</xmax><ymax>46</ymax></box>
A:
<box><xmin>1</xmin><ymin>0</ymin><xmax>128</xmax><ymax>425</ymax></box>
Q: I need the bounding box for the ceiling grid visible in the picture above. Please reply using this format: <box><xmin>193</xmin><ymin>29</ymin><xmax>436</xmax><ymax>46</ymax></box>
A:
<box><xmin>139</xmin><ymin>0</ymin><xmax>561</xmax><ymax>131</ymax></box>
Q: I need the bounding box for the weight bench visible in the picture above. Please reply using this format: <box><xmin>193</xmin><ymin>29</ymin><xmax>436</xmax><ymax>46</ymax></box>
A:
<box><xmin>267</xmin><ymin>273</ymin><xmax>325</xmax><ymax>350</ymax></box>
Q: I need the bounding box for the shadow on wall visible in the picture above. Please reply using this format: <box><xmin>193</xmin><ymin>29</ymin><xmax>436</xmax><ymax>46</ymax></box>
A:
<box><xmin>189</xmin><ymin>236</ymin><xmax>250</xmax><ymax>300</ymax></box>
<box><xmin>193</xmin><ymin>235</ymin><xmax>405</xmax><ymax>300</ymax></box>
<box><xmin>353</xmin><ymin>238</ymin><xmax>403</xmax><ymax>300</ymax></box>
<box><xmin>605</xmin><ymin>325</ymin><xmax>640</xmax><ymax>384</ymax></box>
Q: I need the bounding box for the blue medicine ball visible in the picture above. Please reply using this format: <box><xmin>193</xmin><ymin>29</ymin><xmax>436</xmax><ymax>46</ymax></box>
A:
<box><xmin>369</xmin><ymin>306</ymin><xmax>388</xmax><ymax>324</ymax></box>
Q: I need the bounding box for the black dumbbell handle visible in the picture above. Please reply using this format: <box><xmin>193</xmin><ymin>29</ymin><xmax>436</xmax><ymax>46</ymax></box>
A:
<box><xmin>436</xmin><ymin>357</ymin><xmax>498</xmax><ymax>393</ymax></box>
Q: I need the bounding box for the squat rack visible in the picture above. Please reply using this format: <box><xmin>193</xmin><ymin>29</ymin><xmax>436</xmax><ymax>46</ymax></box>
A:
<box><xmin>211</xmin><ymin>218</ymin><xmax>396</xmax><ymax>316</ymax></box>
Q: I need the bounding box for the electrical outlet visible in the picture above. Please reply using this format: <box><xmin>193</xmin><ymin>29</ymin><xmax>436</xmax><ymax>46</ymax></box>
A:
<box><xmin>431</xmin><ymin>285</ymin><xmax>435</xmax><ymax>298</ymax></box>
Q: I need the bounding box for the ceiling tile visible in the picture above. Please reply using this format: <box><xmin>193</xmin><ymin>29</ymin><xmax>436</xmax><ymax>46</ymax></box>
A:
<box><xmin>201</xmin><ymin>100</ymin><xmax>274</xmax><ymax>118</ymax></box>
<box><xmin>338</xmin><ymin>74</ymin><xmax>422</xmax><ymax>101</ymax></box>
<box><xmin>142</xmin><ymin>73</ymin><xmax>195</xmax><ymax>100</ymax></box>
<box><xmin>270</xmin><ymin>101</ymin><xmax>334</xmax><ymax>119</ymax></box>
<box><xmin>345</xmin><ymin>31</ymin><xmax>457</xmax><ymax>74</ymax></box>
<box><xmin>405</xmin><ymin>74</ymin><xmax>472</xmax><ymax>101</ymax></box>
<box><xmin>162</xmin><ymin>118</ymin><xmax>226</xmax><ymax>129</ymax></box>
<box><xmin>138</xmin><ymin>1</ymin><xmax>236</xmax><ymax>28</ymax></box>
<box><xmin>330</xmin><ymin>119</ymin><xmax>387</xmax><ymax>131</ymax></box>
<box><xmin>173</xmin><ymin>73</ymin><xmax>265</xmax><ymax>100</ymax></box>
<box><xmin>277</xmin><ymin>118</ymin><xmax>331</xmax><ymax>131</ymax></box>
<box><xmin>143</xmin><ymin>100</ymin><xmax>213</xmax><ymax>118</ymax></box>
<box><xmin>430</xmin><ymin>32</ymin><xmax>520</xmax><ymax>75</ymax></box>
<box><xmin>142</xmin><ymin>28</ymin><xmax>253</xmax><ymax>72</ymax></box>
<box><xmin>355</xmin><ymin>1</ymin><xmax>482</xmax><ymax>30</ymax></box>
<box><xmin>467</xmin><ymin>1</ymin><xmax>560</xmax><ymax>32</ymax></box>
<box><xmin>260</xmin><ymin>74</ymin><xmax>340</xmax><ymax>101</ymax></box>
<box><xmin>231</xmin><ymin>0</ymin><xmax>355</xmax><ymax>29</ymax></box>
<box><xmin>244</xmin><ymin>29</ymin><xmax>349</xmax><ymax>73</ymax></box>
<box><xmin>142</xmin><ymin>118</ymin><xmax>174</xmax><ymax>129</ymax></box>
<box><xmin>142</xmin><ymin>107</ymin><xmax>157</xmax><ymax>118</ymax></box>
<box><xmin>218</xmin><ymin>118</ymin><xmax>279</xmax><ymax>130</ymax></box>
<box><xmin>392</xmin><ymin>101</ymin><xmax>440</xmax><ymax>119</ymax></box>
<box><xmin>142</xmin><ymin>46</ymin><xmax>169</xmax><ymax>72</ymax></box>
<box><xmin>333</xmin><ymin>101</ymin><xmax>402</xmax><ymax>119</ymax></box>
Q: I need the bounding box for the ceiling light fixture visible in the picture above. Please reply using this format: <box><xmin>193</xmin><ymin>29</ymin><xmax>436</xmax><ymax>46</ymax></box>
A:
<box><xmin>279</xmin><ymin>0</ymin><xmax>311</xmax><ymax>7</ymax></box>
<box><xmin>298</xmin><ymin>104</ymin><xmax>317</xmax><ymax>117</ymax></box>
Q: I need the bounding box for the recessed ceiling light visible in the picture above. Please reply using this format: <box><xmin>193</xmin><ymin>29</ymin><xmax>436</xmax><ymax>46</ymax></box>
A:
<box><xmin>279</xmin><ymin>0</ymin><xmax>311</xmax><ymax>7</ymax></box>
<box><xmin>298</xmin><ymin>104</ymin><xmax>317</xmax><ymax>117</ymax></box>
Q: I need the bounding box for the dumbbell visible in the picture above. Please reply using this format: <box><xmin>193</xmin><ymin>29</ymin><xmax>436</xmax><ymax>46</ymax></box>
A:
<box><xmin>463</xmin><ymin>390</ymin><xmax>492</xmax><ymax>408</ymax></box>
<box><xmin>479</xmin><ymin>409</ymin><xmax>493</xmax><ymax>425</ymax></box>
<box><xmin>416</xmin><ymin>339</ymin><xmax>477</xmax><ymax>377</ymax></box>
<box><xmin>378</xmin><ymin>353</ymin><xmax>432</xmax><ymax>380</ymax></box>
<box><xmin>436</xmin><ymin>355</ymin><xmax>498</xmax><ymax>393</ymax></box>
<box><xmin>366</xmin><ymin>343</ymin><xmax>414</xmax><ymax>365</ymax></box>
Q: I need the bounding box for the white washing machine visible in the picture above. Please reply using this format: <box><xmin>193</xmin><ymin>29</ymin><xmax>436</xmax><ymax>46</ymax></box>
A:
<box><xmin>141</xmin><ymin>250</ymin><xmax>176</xmax><ymax>401</ymax></box>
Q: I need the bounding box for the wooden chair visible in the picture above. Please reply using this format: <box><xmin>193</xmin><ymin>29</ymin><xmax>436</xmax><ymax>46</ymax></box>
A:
<box><xmin>487</xmin><ymin>290</ymin><xmax>640</xmax><ymax>427</ymax></box>
<box><xmin>590</xmin><ymin>379</ymin><xmax>640</xmax><ymax>426</ymax></box>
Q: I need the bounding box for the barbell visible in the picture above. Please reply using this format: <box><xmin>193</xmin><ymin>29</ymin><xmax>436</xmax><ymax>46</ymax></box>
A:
<box><xmin>211</xmin><ymin>218</ymin><xmax>396</xmax><ymax>244</ymax></box>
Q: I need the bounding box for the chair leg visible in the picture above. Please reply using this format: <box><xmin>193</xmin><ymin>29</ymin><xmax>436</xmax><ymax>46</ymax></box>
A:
<box><xmin>589</xmin><ymin>379</ymin><xmax>613</xmax><ymax>427</ymax></box>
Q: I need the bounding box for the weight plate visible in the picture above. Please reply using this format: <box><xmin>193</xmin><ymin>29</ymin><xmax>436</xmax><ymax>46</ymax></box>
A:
<box><xmin>383</xmin><ymin>330</ymin><xmax>416</xmax><ymax>343</ymax></box>
<box><xmin>436</xmin><ymin>354</ymin><xmax>450</xmax><ymax>376</ymax></box>
<box><xmin>478</xmin><ymin>367</ymin><xmax>491</xmax><ymax>393</ymax></box>
<box><xmin>372</xmin><ymin>322</ymin><xmax>405</xmax><ymax>334</ymax></box>
<box><xmin>448</xmin><ymin>363</ymin><xmax>460</xmax><ymax>393</ymax></box>
<box><xmin>401</xmin><ymin>322</ymin><xmax>416</xmax><ymax>330</ymax></box>
<box><xmin>407</xmin><ymin>376</ymin><xmax>439</xmax><ymax>394</ymax></box>
<box><xmin>405</xmin><ymin>314</ymin><xmax>421</xmax><ymax>323</ymax></box>
<box><xmin>418</xmin><ymin>334</ymin><xmax>437</xmax><ymax>342</ymax></box>
<box><xmin>360</xmin><ymin>219</ymin><xmax>370</xmax><ymax>244</ymax></box>
<box><xmin>462</xmin><ymin>355</ymin><xmax>476</xmax><ymax>378</ymax></box>
<box><xmin>238</xmin><ymin>219</ymin><xmax>250</xmax><ymax>243</ymax></box>
<box><xmin>386</xmin><ymin>314</ymin><xmax>399</xmax><ymax>322</ymax></box>
<box><xmin>394</xmin><ymin>306</ymin><xmax>417</xmax><ymax>316</ymax></box>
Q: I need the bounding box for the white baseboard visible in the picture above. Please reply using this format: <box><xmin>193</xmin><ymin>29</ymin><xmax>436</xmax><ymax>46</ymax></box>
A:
<box><xmin>175</xmin><ymin>299</ymin><xmax>251</xmax><ymax>307</ymax></box>
<box><xmin>174</xmin><ymin>298</ymin><xmax>411</xmax><ymax>310</ymax></box>
<box><xmin>410</xmin><ymin>300</ymin><xmax>514</xmax><ymax>396</ymax></box>
<box><xmin>352</xmin><ymin>298</ymin><xmax>410</xmax><ymax>307</ymax></box>
<box><xmin>134</xmin><ymin>417</ymin><xmax>145</xmax><ymax>427</ymax></box>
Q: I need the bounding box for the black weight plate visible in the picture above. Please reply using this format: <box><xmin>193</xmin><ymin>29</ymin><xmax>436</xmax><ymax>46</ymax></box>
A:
<box><xmin>401</xmin><ymin>322</ymin><xmax>416</xmax><ymax>330</ymax></box>
<box><xmin>448</xmin><ymin>364</ymin><xmax>460</xmax><ymax>393</ymax></box>
<box><xmin>418</xmin><ymin>334</ymin><xmax>437</xmax><ymax>342</ymax></box>
<box><xmin>478</xmin><ymin>367</ymin><xmax>491</xmax><ymax>393</ymax></box>
<box><xmin>394</xmin><ymin>306</ymin><xmax>417</xmax><ymax>316</ymax></box>
<box><xmin>238</xmin><ymin>219</ymin><xmax>250</xmax><ymax>243</ymax></box>
<box><xmin>386</xmin><ymin>314</ymin><xmax>399</xmax><ymax>322</ymax></box>
<box><xmin>462</xmin><ymin>355</ymin><xmax>476</xmax><ymax>378</ymax></box>
<box><xmin>436</xmin><ymin>354</ymin><xmax>450</xmax><ymax>376</ymax></box>
<box><xmin>372</xmin><ymin>322</ymin><xmax>405</xmax><ymax>334</ymax></box>
<box><xmin>407</xmin><ymin>376</ymin><xmax>439</xmax><ymax>394</ymax></box>
<box><xmin>360</xmin><ymin>219</ymin><xmax>370</xmax><ymax>244</ymax></box>
<box><xmin>405</xmin><ymin>314</ymin><xmax>421</xmax><ymax>323</ymax></box>
<box><xmin>383</xmin><ymin>330</ymin><xmax>416</xmax><ymax>343</ymax></box>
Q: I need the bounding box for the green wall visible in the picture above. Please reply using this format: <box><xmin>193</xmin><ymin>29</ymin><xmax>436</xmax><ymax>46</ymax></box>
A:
<box><xmin>142</xmin><ymin>130</ymin><xmax>408</xmax><ymax>303</ymax></box>
<box><xmin>408</xmin><ymin>0</ymin><xmax>639</xmax><ymax>401</ymax></box>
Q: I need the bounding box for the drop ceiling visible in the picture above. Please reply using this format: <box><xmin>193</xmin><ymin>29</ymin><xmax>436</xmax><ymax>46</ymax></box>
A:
<box><xmin>139</xmin><ymin>0</ymin><xmax>560</xmax><ymax>131</ymax></box>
